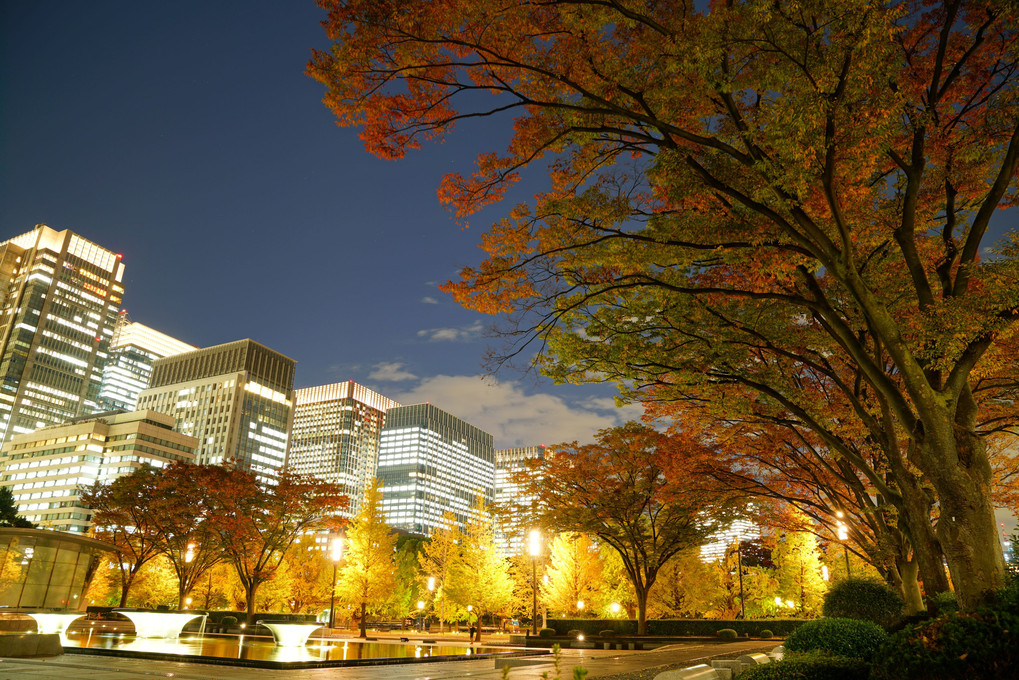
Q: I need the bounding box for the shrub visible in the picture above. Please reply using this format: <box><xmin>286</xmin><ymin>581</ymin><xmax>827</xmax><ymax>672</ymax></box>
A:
<box><xmin>538</xmin><ymin>628</ymin><xmax>555</xmax><ymax>638</ymax></box>
<box><xmin>740</xmin><ymin>651</ymin><xmax>870</xmax><ymax>680</ymax></box>
<box><xmin>785</xmin><ymin>618</ymin><xmax>888</xmax><ymax>661</ymax></box>
<box><xmin>927</xmin><ymin>591</ymin><xmax>959</xmax><ymax>617</ymax></box>
<box><xmin>870</xmin><ymin>608</ymin><xmax>1019</xmax><ymax>680</ymax></box>
<box><xmin>822</xmin><ymin>578</ymin><xmax>904</xmax><ymax>628</ymax></box>
<box><xmin>759</xmin><ymin>629</ymin><xmax>774</xmax><ymax>639</ymax></box>
<box><xmin>599</xmin><ymin>630</ymin><xmax>616</xmax><ymax>638</ymax></box>
<box><xmin>716</xmin><ymin>628</ymin><xmax>738</xmax><ymax>639</ymax></box>
<box><xmin>567</xmin><ymin>629</ymin><xmax>583</xmax><ymax>638</ymax></box>
<box><xmin>220</xmin><ymin>616</ymin><xmax>238</xmax><ymax>627</ymax></box>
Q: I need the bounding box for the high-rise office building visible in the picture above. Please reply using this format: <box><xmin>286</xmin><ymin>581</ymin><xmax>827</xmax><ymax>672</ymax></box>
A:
<box><xmin>376</xmin><ymin>403</ymin><xmax>494</xmax><ymax>535</ymax></box>
<box><xmin>494</xmin><ymin>445</ymin><xmax>549</xmax><ymax>554</ymax></box>
<box><xmin>288</xmin><ymin>381</ymin><xmax>400</xmax><ymax>517</ymax></box>
<box><xmin>97</xmin><ymin>316</ymin><xmax>197</xmax><ymax>412</ymax></box>
<box><xmin>135</xmin><ymin>339</ymin><xmax>296</xmax><ymax>480</ymax></box>
<box><xmin>0</xmin><ymin>410</ymin><xmax>197</xmax><ymax>533</ymax></box>
<box><xmin>0</xmin><ymin>225</ymin><xmax>125</xmax><ymax>443</ymax></box>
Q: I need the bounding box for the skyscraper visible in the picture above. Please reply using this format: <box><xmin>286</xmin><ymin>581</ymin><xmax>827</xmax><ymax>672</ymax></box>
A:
<box><xmin>288</xmin><ymin>381</ymin><xmax>400</xmax><ymax>517</ymax></box>
<box><xmin>136</xmin><ymin>339</ymin><xmax>296</xmax><ymax>479</ymax></box>
<box><xmin>376</xmin><ymin>403</ymin><xmax>494</xmax><ymax>535</ymax></box>
<box><xmin>494</xmin><ymin>444</ymin><xmax>549</xmax><ymax>554</ymax></box>
<box><xmin>97</xmin><ymin>316</ymin><xmax>197</xmax><ymax>412</ymax></box>
<box><xmin>0</xmin><ymin>409</ymin><xmax>197</xmax><ymax>533</ymax></box>
<box><xmin>0</xmin><ymin>225</ymin><xmax>125</xmax><ymax>443</ymax></box>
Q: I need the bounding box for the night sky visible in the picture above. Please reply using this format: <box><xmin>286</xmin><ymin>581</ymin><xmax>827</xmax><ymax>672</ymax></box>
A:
<box><xmin>0</xmin><ymin>1</ymin><xmax>640</xmax><ymax>448</ymax></box>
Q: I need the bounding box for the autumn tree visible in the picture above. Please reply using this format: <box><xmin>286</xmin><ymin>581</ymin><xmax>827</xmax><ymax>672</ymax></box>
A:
<box><xmin>337</xmin><ymin>478</ymin><xmax>397</xmax><ymax>638</ymax></box>
<box><xmin>147</xmin><ymin>462</ymin><xmax>225</xmax><ymax>609</ymax></box>
<box><xmin>445</xmin><ymin>495</ymin><xmax>515</xmax><ymax>642</ymax></box>
<box><xmin>81</xmin><ymin>465</ymin><xmax>164</xmax><ymax>606</ymax></box>
<box><xmin>773</xmin><ymin>529</ymin><xmax>828</xmax><ymax>617</ymax></box>
<box><xmin>204</xmin><ymin>465</ymin><xmax>347</xmax><ymax>625</ymax></box>
<box><xmin>417</xmin><ymin>511</ymin><xmax>461</xmax><ymax>632</ymax></box>
<box><xmin>540</xmin><ymin>532</ymin><xmax>603</xmax><ymax>618</ymax></box>
<box><xmin>311</xmin><ymin>0</ymin><xmax>1019</xmax><ymax>608</ymax></box>
<box><xmin>647</xmin><ymin>549</ymin><xmax>724</xmax><ymax>619</ymax></box>
<box><xmin>520</xmin><ymin>423</ymin><xmax>736</xmax><ymax>633</ymax></box>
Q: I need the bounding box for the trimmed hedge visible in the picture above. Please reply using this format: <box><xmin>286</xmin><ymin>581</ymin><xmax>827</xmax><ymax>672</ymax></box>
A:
<box><xmin>822</xmin><ymin>578</ymin><xmax>903</xmax><ymax>628</ymax></box>
<box><xmin>786</xmin><ymin>618</ymin><xmax>888</xmax><ymax>661</ymax></box>
<box><xmin>546</xmin><ymin>618</ymin><xmax>807</xmax><ymax>637</ymax></box>
<box><xmin>716</xmin><ymin>628</ymin><xmax>737</xmax><ymax>639</ymax></box>
<box><xmin>740</xmin><ymin>652</ymin><xmax>870</xmax><ymax>680</ymax></box>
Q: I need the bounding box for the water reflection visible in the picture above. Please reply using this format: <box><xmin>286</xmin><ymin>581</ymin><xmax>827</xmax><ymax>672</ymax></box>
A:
<box><xmin>64</xmin><ymin>632</ymin><xmax>504</xmax><ymax>664</ymax></box>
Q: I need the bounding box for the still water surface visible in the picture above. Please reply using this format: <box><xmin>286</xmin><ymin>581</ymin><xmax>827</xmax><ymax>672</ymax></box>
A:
<box><xmin>64</xmin><ymin>631</ymin><xmax>503</xmax><ymax>664</ymax></box>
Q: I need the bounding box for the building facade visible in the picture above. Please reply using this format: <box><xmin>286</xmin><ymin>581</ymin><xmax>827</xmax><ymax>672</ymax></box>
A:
<box><xmin>135</xmin><ymin>339</ymin><xmax>296</xmax><ymax>479</ymax></box>
<box><xmin>0</xmin><ymin>225</ymin><xmax>125</xmax><ymax>443</ymax></box>
<box><xmin>494</xmin><ymin>444</ymin><xmax>549</xmax><ymax>554</ymax></box>
<box><xmin>288</xmin><ymin>381</ymin><xmax>400</xmax><ymax>517</ymax></box>
<box><xmin>97</xmin><ymin>316</ymin><xmax>197</xmax><ymax>412</ymax></box>
<box><xmin>376</xmin><ymin>403</ymin><xmax>494</xmax><ymax>535</ymax></box>
<box><xmin>0</xmin><ymin>410</ymin><xmax>197</xmax><ymax>533</ymax></box>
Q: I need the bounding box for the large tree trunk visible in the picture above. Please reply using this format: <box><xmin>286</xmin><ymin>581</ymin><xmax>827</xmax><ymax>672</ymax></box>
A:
<box><xmin>634</xmin><ymin>586</ymin><xmax>648</xmax><ymax>635</ymax></box>
<box><xmin>245</xmin><ymin>581</ymin><xmax>259</xmax><ymax>625</ymax></box>
<box><xmin>920</xmin><ymin>405</ymin><xmax>1005</xmax><ymax>608</ymax></box>
<box><xmin>894</xmin><ymin>557</ymin><xmax>924</xmax><ymax>615</ymax></box>
<box><xmin>358</xmin><ymin>601</ymin><xmax>367</xmax><ymax>638</ymax></box>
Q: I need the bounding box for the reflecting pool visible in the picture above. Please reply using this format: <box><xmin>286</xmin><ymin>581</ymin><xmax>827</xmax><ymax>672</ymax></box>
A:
<box><xmin>61</xmin><ymin>631</ymin><xmax>545</xmax><ymax>669</ymax></box>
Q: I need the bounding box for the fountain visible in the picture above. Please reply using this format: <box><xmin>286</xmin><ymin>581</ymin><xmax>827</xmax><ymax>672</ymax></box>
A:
<box><xmin>27</xmin><ymin>612</ymin><xmax>85</xmax><ymax>637</ymax></box>
<box><xmin>113</xmin><ymin>609</ymin><xmax>207</xmax><ymax>639</ymax></box>
<box><xmin>258</xmin><ymin>620</ymin><xmax>324</xmax><ymax>647</ymax></box>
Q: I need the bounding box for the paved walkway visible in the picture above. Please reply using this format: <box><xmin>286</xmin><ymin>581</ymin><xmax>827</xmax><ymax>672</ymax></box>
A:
<box><xmin>0</xmin><ymin>639</ymin><xmax>775</xmax><ymax>680</ymax></box>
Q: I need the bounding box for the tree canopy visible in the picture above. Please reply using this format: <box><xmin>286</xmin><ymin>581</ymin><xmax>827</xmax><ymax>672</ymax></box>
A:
<box><xmin>311</xmin><ymin>0</ymin><xmax>1019</xmax><ymax>608</ymax></box>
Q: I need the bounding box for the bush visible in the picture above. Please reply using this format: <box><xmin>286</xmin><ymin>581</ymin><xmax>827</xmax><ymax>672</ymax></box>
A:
<box><xmin>599</xmin><ymin>630</ymin><xmax>616</xmax><ymax>638</ymax></box>
<box><xmin>740</xmin><ymin>651</ymin><xmax>870</xmax><ymax>680</ymax></box>
<box><xmin>716</xmin><ymin>628</ymin><xmax>738</xmax><ymax>639</ymax></box>
<box><xmin>927</xmin><ymin>591</ymin><xmax>959</xmax><ymax>617</ymax></box>
<box><xmin>538</xmin><ymin>628</ymin><xmax>555</xmax><ymax>638</ymax></box>
<box><xmin>566</xmin><ymin>629</ymin><xmax>583</xmax><ymax>638</ymax></box>
<box><xmin>870</xmin><ymin>608</ymin><xmax>1019</xmax><ymax>680</ymax></box>
<box><xmin>759</xmin><ymin>629</ymin><xmax>774</xmax><ymax>639</ymax></box>
<box><xmin>785</xmin><ymin>618</ymin><xmax>888</xmax><ymax>661</ymax></box>
<box><xmin>220</xmin><ymin>616</ymin><xmax>238</xmax><ymax>627</ymax></box>
<box><xmin>822</xmin><ymin>578</ymin><xmax>904</xmax><ymax>628</ymax></box>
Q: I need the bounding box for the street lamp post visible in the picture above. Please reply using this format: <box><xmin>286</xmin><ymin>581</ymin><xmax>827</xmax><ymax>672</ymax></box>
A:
<box><xmin>736</xmin><ymin>540</ymin><xmax>746</xmax><ymax>619</ymax></box>
<box><xmin>528</xmin><ymin>529</ymin><xmax>541</xmax><ymax>635</ymax></box>
<box><xmin>329</xmin><ymin>536</ymin><xmax>344</xmax><ymax>629</ymax></box>
<box><xmin>836</xmin><ymin>512</ymin><xmax>851</xmax><ymax>578</ymax></box>
<box><xmin>427</xmin><ymin>576</ymin><xmax>436</xmax><ymax>632</ymax></box>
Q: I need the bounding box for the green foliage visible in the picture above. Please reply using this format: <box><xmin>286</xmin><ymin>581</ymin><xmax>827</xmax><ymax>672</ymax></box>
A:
<box><xmin>538</xmin><ymin>627</ymin><xmax>555</xmax><ymax>638</ymax></box>
<box><xmin>822</xmin><ymin>578</ymin><xmax>904</xmax><ymax>628</ymax></box>
<box><xmin>870</xmin><ymin>608</ymin><xmax>1019</xmax><ymax>680</ymax></box>
<box><xmin>0</xmin><ymin>486</ymin><xmax>33</xmax><ymax>527</ymax></box>
<box><xmin>220</xmin><ymin>616</ymin><xmax>238</xmax><ymax>627</ymax></box>
<box><xmin>716</xmin><ymin>628</ymin><xmax>738</xmax><ymax>639</ymax></box>
<box><xmin>759</xmin><ymin>629</ymin><xmax>774</xmax><ymax>638</ymax></box>
<box><xmin>740</xmin><ymin>652</ymin><xmax>870</xmax><ymax>680</ymax></box>
<box><xmin>927</xmin><ymin>591</ymin><xmax>959</xmax><ymax>617</ymax></box>
<box><xmin>785</xmin><ymin>618</ymin><xmax>888</xmax><ymax>661</ymax></box>
<box><xmin>773</xmin><ymin>528</ymin><xmax>827</xmax><ymax>617</ymax></box>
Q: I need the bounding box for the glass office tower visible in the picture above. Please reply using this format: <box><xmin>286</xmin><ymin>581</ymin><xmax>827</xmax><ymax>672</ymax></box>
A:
<box><xmin>97</xmin><ymin>318</ymin><xmax>197</xmax><ymax>412</ymax></box>
<box><xmin>377</xmin><ymin>403</ymin><xmax>494</xmax><ymax>535</ymax></box>
<box><xmin>289</xmin><ymin>381</ymin><xmax>400</xmax><ymax>517</ymax></box>
<box><xmin>0</xmin><ymin>225</ymin><xmax>125</xmax><ymax>443</ymax></box>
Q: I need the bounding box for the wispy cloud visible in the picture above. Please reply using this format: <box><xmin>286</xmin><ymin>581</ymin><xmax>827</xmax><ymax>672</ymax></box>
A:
<box><xmin>416</xmin><ymin>320</ymin><xmax>483</xmax><ymax>342</ymax></box>
<box><xmin>368</xmin><ymin>361</ymin><xmax>419</xmax><ymax>382</ymax></box>
<box><xmin>421</xmin><ymin>296</ymin><xmax>439</xmax><ymax>305</ymax></box>
<box><xmin>393</xmin><ymin>375</ymin><xmax>639</xmax><ymax>448</ymax></box>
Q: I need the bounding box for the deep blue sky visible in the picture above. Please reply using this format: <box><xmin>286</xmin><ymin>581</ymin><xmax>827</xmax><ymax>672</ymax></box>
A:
<box><xmin>0</xmin><ymin>1</ymin><xmax>637</xmax><ymax>448</ymax></box>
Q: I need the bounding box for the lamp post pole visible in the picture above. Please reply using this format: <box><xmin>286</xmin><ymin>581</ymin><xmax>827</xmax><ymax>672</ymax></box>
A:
<box><xmin>528</xmin><ymin>530</ymin><xmax>541</xmax><ymax>635</ymax></box>
<box><xmin>329</xmin><ymin>536</ymin><xmax>343</xmax><ymax>629</ymax></box>
<box><xmin>836</xmin><ymin>512</ymin><xmax>851</xmax><ymax>578</ymax></box>
<box><xmin>737</xmin><ymin>541</ymin><xmax>746</xmax><ymax>619</ymax></box>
